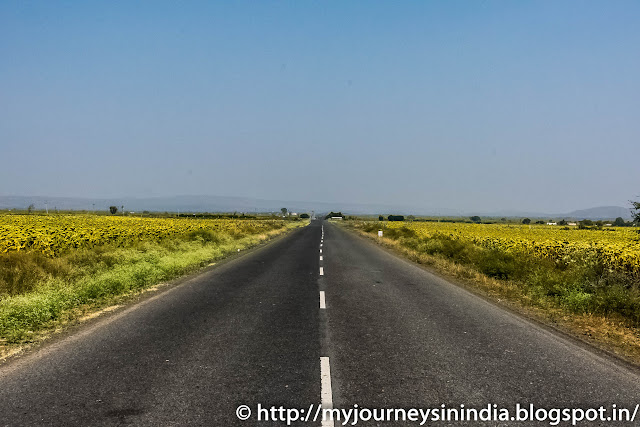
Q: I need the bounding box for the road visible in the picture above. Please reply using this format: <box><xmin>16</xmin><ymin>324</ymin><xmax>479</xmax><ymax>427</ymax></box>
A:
<box><xmin>0</xmin><ymin>219</ymin><xmax>639</xmax><ymax>426</ymax></box>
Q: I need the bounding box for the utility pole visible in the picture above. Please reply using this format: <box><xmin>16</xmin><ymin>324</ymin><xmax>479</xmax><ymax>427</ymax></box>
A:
<box><xmin>45</xmin><ymin>201</ymin><xmax>48</xmax><ymax>215</ymax></box>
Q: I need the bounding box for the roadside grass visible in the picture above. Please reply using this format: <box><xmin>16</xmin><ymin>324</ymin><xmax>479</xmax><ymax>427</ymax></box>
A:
<box><xmin>345</xmin><ymin>223</ymin><xmax>640</xmax><ymax>364</ymax></box>
<box><xmin>0</xmin><ymin>222</ymin><xmax>304</xmax><ymax>354</ymax></box>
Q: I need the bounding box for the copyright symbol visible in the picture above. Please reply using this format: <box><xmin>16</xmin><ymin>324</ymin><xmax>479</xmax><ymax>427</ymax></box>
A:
<box><xmin>236</xmin><ymin>405</ymin><xmax>251</xmax><ymax>420</ymax></box>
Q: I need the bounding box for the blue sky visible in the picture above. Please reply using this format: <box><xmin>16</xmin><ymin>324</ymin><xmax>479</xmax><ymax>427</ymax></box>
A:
<box><xmin>1</xmin><ymin>1</ymin><xmax>639</xmax><ymax>212</ymax></box>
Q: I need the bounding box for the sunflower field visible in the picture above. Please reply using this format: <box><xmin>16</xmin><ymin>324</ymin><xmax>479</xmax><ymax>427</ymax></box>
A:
<box><xmin>0</xmin><ymin>214</ymin><xmax>287</xmax><ymax>257</ymax></box>
<box><xmin>360</xmin><ymin>221</ymin><xmax>640</xmax><ymax>274</ymax></box>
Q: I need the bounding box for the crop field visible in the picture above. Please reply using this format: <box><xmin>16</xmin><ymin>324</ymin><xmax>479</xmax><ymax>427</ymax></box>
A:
<box><xmin>371</xmin><ymin>221</ymin><xmax>640</xmax><ymax>274</ymax></box>
<box><xmin>0</xmin><ymin>214</ymin><xmax>286</xmax><ymax>257</ymax></box>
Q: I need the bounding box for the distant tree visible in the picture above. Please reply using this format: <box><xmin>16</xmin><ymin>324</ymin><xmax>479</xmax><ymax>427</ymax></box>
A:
<box><xmin>632</xmin><ymin>200</ymin><xmax>640</xmax><ymax>223</ymax></box>
<box><xmin>500</xmin><ymin>218</ymin><xmax>507</xmax><ymax>222</ymax></box>
<box><xmin>109</xmin><ymin>206</ymin><xmax>118</xmax><ymax>215</ymax></box>
<box><xmin>378</xmin><ymin>215</ymin><xmax>384</xmax><ymax>221</ymax></box>
<box><xmin>281</xmin><ymin>208</ymin><xmax>288</xmax><ymax>217</ymax></box>
<box><xmin>300</xmin><ymin>213</ymin><xmax>310</xmax><ymax>219</ymax></box>
<box><xmin>580</xmin><ymin>219</ymin><xmax>594</xmax><ymax>227</ymax></box>
<box><xmin>27</xmin><ymin>204</ymin><xmax>35</xmax><ymax>213</ymax></box>
<box><xmin>470</xmin><ymin>216</ymin><xmax>481</xmax><ymax>223</ymax></box>
<box><xmin>535</xmin><ymin>220</ymin><xmax>545</xmax><ymax>224</ymax></box>
<box><xmin>614</xmin><ymin>217</ymin><xmax>626</xmax><ymax>227</ymax></box>
<box><xmin>558</xmin><ymin>219</ymin><xmax>567</xmax><ymax>226</ymax></box>
<box><xmin>406</xmin><ymin>215</ymin><xmax>416</xmax><ymax>221</ymax></box>
<box><xmin>522</xmin><ymin>218</ymin><xmax>531</xmax><ymax>225</ymax></box>
<box><xmin>387</xmin><ymin>215</ymin><xmax>405</xmax><ymax>221</ymax></box>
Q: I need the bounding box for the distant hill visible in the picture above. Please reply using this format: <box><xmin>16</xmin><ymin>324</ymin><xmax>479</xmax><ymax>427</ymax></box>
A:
<box><xmin>480</xmin><ymin>206</ymin><xmax>634</xmax><ymax>220</ymax></box>
<box><xmin>563</xmin><ymin>206</ymin><xmax>633</xmax><ymax>220</ymax></box>
<box><xmin>0</xmin><ymin>195</ymin><xmax>304</xmax><ymax>213</ymax></box>
<box><xmin>0</xmin><ymin>195</ymin><xmax>417</xmax><ymax>215</ymax></box>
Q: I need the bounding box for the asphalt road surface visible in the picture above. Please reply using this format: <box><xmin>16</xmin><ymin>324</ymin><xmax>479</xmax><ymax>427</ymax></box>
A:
<box><xmin>1</xmin><ymin>219</ymin><xmax>639</xmax><ymax>426</ymax></box>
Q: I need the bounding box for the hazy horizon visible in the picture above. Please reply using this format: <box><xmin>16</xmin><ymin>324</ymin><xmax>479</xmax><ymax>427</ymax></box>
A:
<box><xmin>2</xmin><ymin>2</ymin><xmax>639</xmax><ymax>213</ymax></box>
<box><xmin>0</xmin><ymin>194</ymin><xmax>635</xmax><ymax>220</ymax></box>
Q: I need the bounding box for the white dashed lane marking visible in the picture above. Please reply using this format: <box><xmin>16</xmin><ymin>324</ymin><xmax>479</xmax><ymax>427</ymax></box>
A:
<box><xmin>320</xmin><ymin>357</ymin><xmax>334</xmax><ymax>427</ymax></box>
<box><xmin>319</xmin><ymin>226</ymin><xmax>332</xmax><ymax>425</ymax></box>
